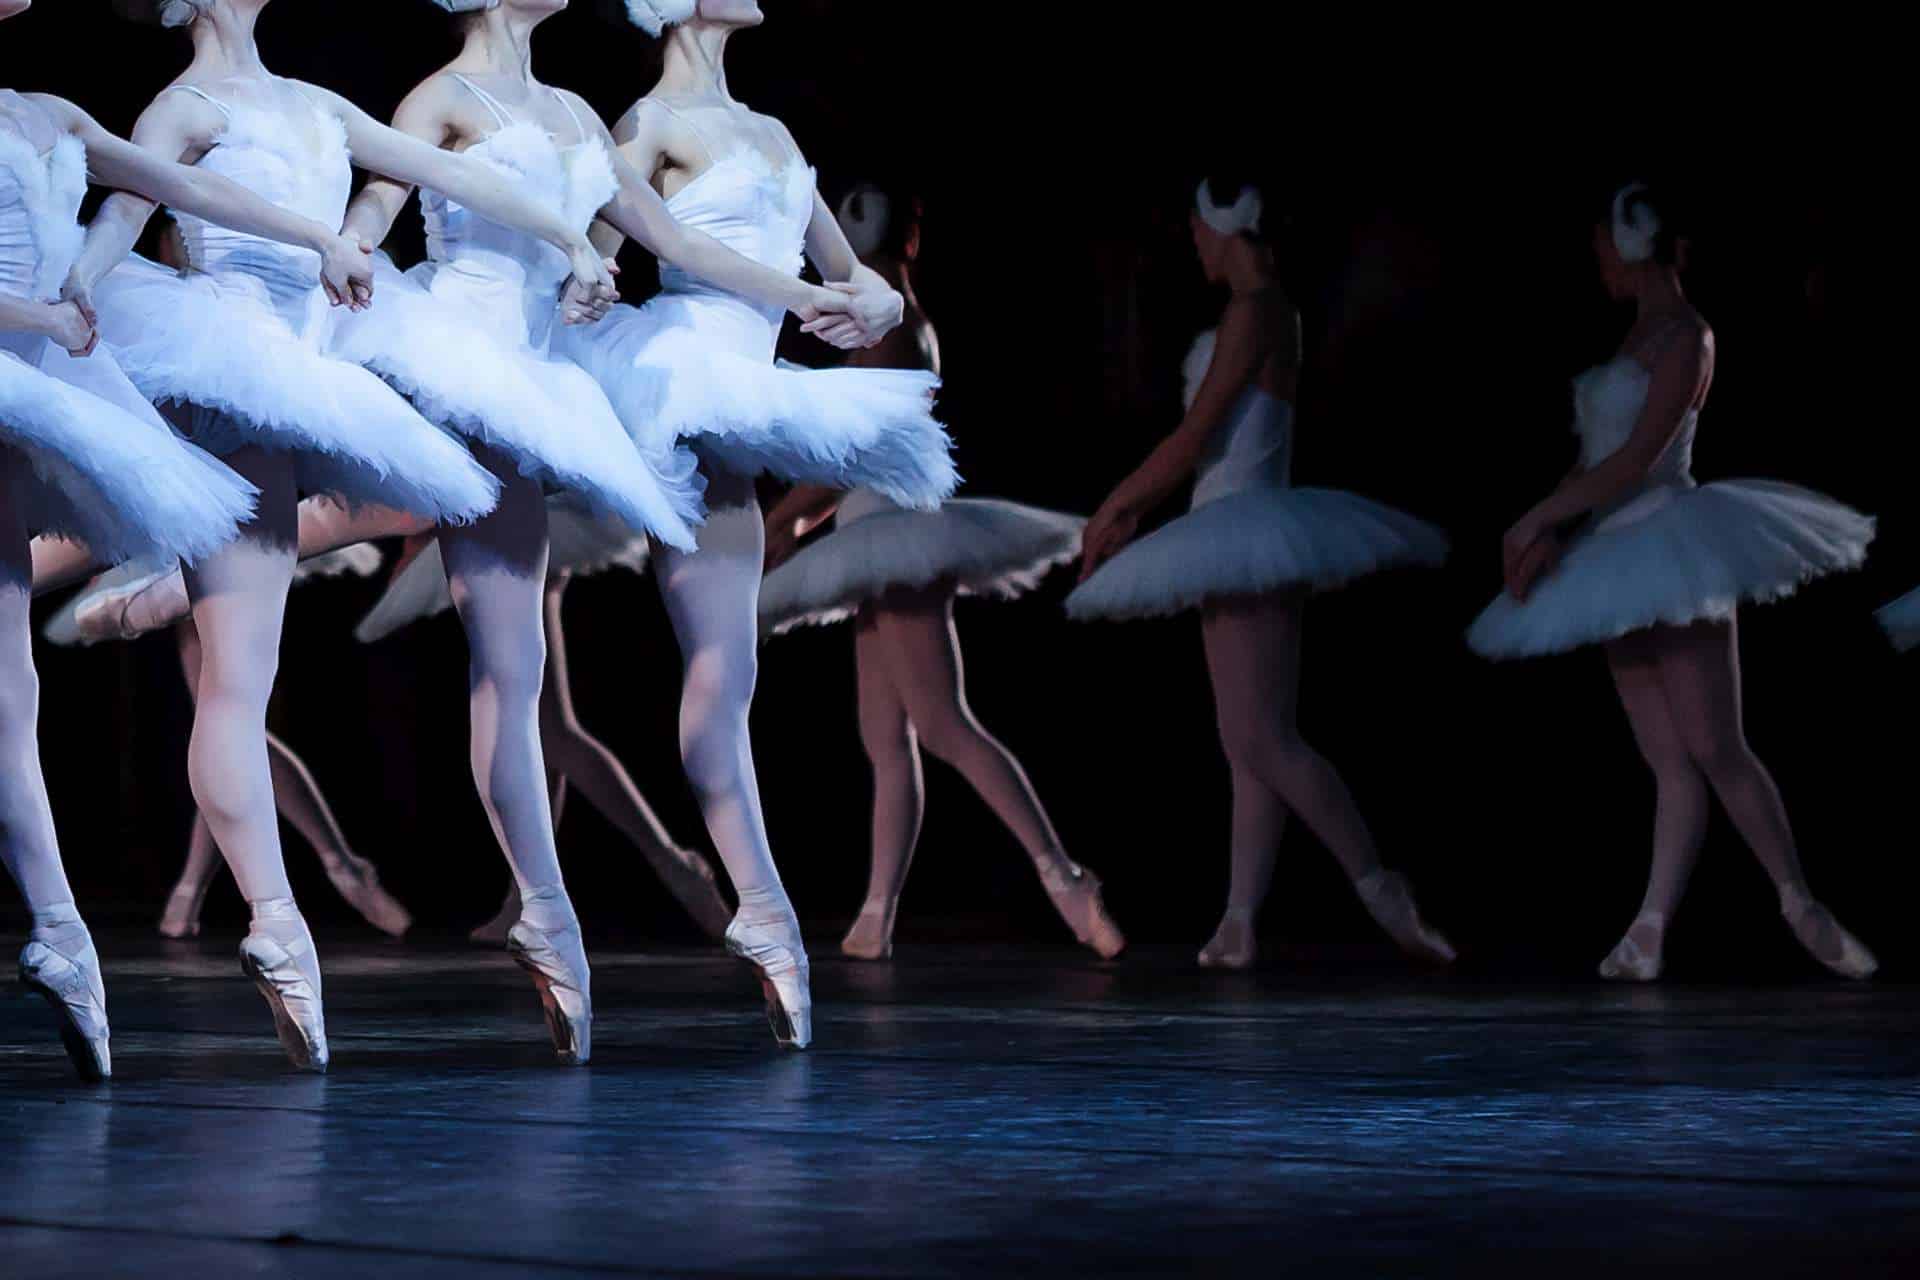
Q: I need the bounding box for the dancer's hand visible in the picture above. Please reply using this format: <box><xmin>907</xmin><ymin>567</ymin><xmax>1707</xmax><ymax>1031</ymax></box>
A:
<box><xmin>1500</xmin><ymin>511</ymin><xmax>1549</xmax><ymax>581</ymax></box>
<box><xmin>561</xmin><ymin>239</ymin><xmax>620</xmax><ymax>326</ymax></box>
<box><xmin>801</xmin><ymin>280</ymin><xmax>902</xmax><ymax>349</ymax></box>
<box><xmin>791</xmin><ymin>285</ymin><xmax>865</xmax><ymax>349</ymax></box>
<box><xmin>560</xmin><ymin>272</ymin><xmax>618</xmax><ymax>327</ymax></box>
<box><xmin>40</xmin><ymin>299</ymin><xmax>98</xmax><ymax>358</ymax></box>
<box><xmin>1504</xmin><ymin>528</ymin><xmax>1563</xmax><ymax>601</ymax></box>
<box><xmin>1079</xmin><ymin>496</ymin><xmax>1143</xmax><ymax>582</ymax></box>
<box><xmin>319</xmin><ymin>233</ymin><xmax>376</xmax><ymax>311</ymax></box>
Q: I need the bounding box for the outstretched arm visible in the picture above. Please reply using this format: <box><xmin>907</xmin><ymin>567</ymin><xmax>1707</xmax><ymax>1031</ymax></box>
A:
<box><xmin>1078</xmin><ymin>296</ymin><xmax>1279</xmax><ymax>579</ymax></box>
<box><xmin>61</xmin><ymin>89</ymin><xmax>215</xmax><ymax>303</ymax></box>
<box><xmin>32</xmin><ymin>93</ymin><xmax>373</xmax><ymax>312</ymax></box>
<box><xmin>306</xmin><ymin>82</ymin><xmax>614</xmax><ymax>302</ymax></box>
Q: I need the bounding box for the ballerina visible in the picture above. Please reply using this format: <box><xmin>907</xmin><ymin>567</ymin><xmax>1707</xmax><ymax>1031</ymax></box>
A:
<box><xmin>354</xmin><ymin>517</ymin><xmax>733</xmax><ymax>943</ymax></box>
<box><xmin>1067</xmin><ymin>174</ymin><xmax>1454</xmax><ymax>971</ymax></box>
<box><xmin>1</xmin><ymin>0</ymin><xmax>395</xmax><ymax>1077</ymax></box>
<box><xmin>77</xmin><ymin>0</ymin><xmax>676</xmax><ymax>1072</ymax></box>
<box><xmin>760</xmin><ymin>183</ymin><xmax>1121</xmax><ymax>962</ymax></box>
<box><xmin>550</xmin><ymin>0</ymin><xmax>959</xmax><ymax>1049</ymax></box>
<box><xmin>1468</xmin><ymin>182</ymin><xmax>1877</xmax><ymax>982</ymax></box>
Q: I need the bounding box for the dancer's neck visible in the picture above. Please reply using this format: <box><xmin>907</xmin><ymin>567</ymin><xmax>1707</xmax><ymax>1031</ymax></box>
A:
<box><xmin>654</xmin><ymin>25</ymin><xmax>735</xmax><ymax>106</ymax></box>
<box><xmin>456</xmin><ymin>12</ymin><xmax>542</xmax><ymax>87</ymax></box>
<box><xmin>190</xmin><ymin>15</ymin><xmax>270</xmax><ymax>81</ymax></box>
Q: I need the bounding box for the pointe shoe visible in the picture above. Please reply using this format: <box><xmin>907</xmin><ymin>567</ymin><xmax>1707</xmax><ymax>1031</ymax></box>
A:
<box><xmin>73</xmin><ymin>562</ymin><xmax>189</xmax><ymax>645</ymax></box>
<box><xmin>1037</xmin><ymin>862</ymin><xmax>1127</xmax><ymax>959</ymax></box>
<box><xmin>1197</xmin><ymin>912</ymin><xmax>1257</xmax><ymax>970</ymax></box>
<box><xmin>469</xmin><ymin>888</ymin><xmax>521</xmax><ymax>945</ymax></box>
<box><xmin>1783</xmin><ymin>897</ymin><xmax>1879</xmax><ymax>980</ymax></box>
<box><xmin>238</xmin><ymin>930</ymin><xmax>329</xmax><ymax>1072</ymax></box>
<box><xmin>19</xmin><ymin>937</ymin><xmax>111</xmax><ymax>1081</ymax></box>
<box><xmin>1598</xmin><ymin>915</ymin><xmax>1665</xmax><ymax>982</ymax></box>
<box><xmin>646</xmin><ymin>846</ymin><xmax>733</xmax><ymax>941</ymax></box>
<box><xmin>725</xmin><ymin>915</ymin><xmax>812</xmax><ymax>1049</ymax></box>
<box><xmin>1355</xmin><ymin>870</ymin><xmax>1457</xmax><ymax>965</ymax></box>
<box><xmin>158</xmin><ymin>879</ymin><xmax>211</xmax><ymax>940</ymax></box>
<box><xmin>840</xmin><ymin>900</ymin><xmax>896</xmax><ymax>961</ymax></box>
<box><xmin>507</xmin><ymin>918</ymin><xmax>592</xmax><ymax>1065</ymax></box>
<box><xmin>321</xmin><ymin>854</ymin><xmax>412</xmax><ymax>938</ymax></box>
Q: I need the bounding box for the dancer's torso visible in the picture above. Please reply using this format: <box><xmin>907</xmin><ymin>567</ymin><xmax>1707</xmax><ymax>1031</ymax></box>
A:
<box><xmin>0</xmin><ymin>91</ymin><xmax>85</xmax><ymax>310</ymax></box>
<box><xmin>1184</xmin><ymin>328</ymin><xmax>1295</xmax><ymax>509</ymax></box>
<box><xmin>1574</xmin><ymin>357</ymin><xmax>1700</xmax><ymax>527</ymax></box>
<box><xmin>422</xmin><ymin>76</ymin><xmax>615</xmax><ymax>350</ymax></box>
<box><xmin>166</xmin><ymin>79</ymin><xmax>352</xmax><ymax>333</ymax></box>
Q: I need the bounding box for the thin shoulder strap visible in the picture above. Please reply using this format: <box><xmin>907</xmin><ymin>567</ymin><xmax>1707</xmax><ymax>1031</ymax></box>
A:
<box><xmin>168</xmin><ymin>84</ymin><xmax>234</xmax><ymax>123</ymax></box>
<box><xmin>643</xmin><ymin>96</ymin><xmax>720</xmax><ymax>163</ymax></box>
<box><xmin>549</xmin><ymin>87</ymin><xmax>589</xmax><ymax>146</ymax></box>
<box><xmin>451</xmin><ymin>74</ymin><xmax>514</xmax><ymax>131</ymax></box>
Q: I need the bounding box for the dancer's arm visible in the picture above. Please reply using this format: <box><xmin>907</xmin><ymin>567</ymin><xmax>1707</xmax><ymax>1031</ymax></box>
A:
<box><xmin>1078</xmin><ymin>296</ymin><xmax>1277</xmax><ymax>579</ymax></box>
<box><xmin>302</xmin><ymin>82</ymin><xmax>615</xmax><ymax>304</ymax></box>
<box><xmin>30</xmin><ymin>94</ymin><xmax>374</xmax><ymax>312</ymax></box>
<box><xmin>583</xmin><ymin>98</ymin><xmax>857</xmax><ymax>336</ymax></box>
<box><xmin>800</xmin><ymin>188</ymin><xmax>904</xmax><ymax>349</ymax></box>
<box><xmin>1501</xmin><ymin>323</ymin><xmax>1711</xmax><ymax>593</ymax></box>
<box><xmin>763</xmin><ymin>485</ymin><xmax>844</xmax><ymax>572</ymax></box>
<box><xmin>0</xmin><ymin>292</ymin><xmax>93</xmax><ymax>353</ymax></box>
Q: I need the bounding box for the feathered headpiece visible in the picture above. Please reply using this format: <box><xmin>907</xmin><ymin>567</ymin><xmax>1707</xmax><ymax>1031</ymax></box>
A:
<box><xmin>1610</xmin><ymin>182</ymin><xmax>1661</xmax><ymax>264</ymax></box>
<box><xmin>1195</xmin><ymin>177</ymin><xmax>1262</xmax><ymax>237</ymax></box>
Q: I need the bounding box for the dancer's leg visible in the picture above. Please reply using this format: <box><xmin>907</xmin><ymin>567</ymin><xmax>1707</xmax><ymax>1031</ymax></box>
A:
<box><xmin>843</xmin><ymin>607</ymin><xmax>924</xmax><ymax>959</ymax></box>
<box><xmin>1198</xmin><ymin>764</ymin><xmax>1290</xmax><ymax>969</ymax></box>
<box><xmin>1200</xmin><ymin>594</ymin><xmax>1453</xmax><ymax>963</ymax></box>
<box><xmin>28</xmin><ymin>535</ymin><xmax>98</xmax><ymax>596</ymax></box>
<box><xmin>873</xmin><ymin>593</ymin><xmax>1123</xmax><ymax>957</ymax></box>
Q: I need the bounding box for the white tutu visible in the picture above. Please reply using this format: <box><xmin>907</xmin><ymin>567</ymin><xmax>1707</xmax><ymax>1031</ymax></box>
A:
<box><xmin>760</xmin><ymin>492</ymin><xmax>1084</xmax><ymax>633</ymax></box>
<box><xmin>1878</xmin><ymin>587</ymin><xmax>1920</xmax><ymax>652</ymax></box>
<box><xmin>1066</xmin><ymin>487</ymin><xmax>1449</xmax><ymax>621</ymax></box>
<box><xmin>1468</xmin><ymin>358</ymin><xmax>1872</xmax><ymax>659</ymax></box>
<box><xmin>1469</xmin><ymin>481</ymin><xmax>1874</xmax><ymax>658</ymax></box>
<box><xmin>94</xmin><ymin>256</ymin><xmax>498</xmax><ymax>525</ymax></box>
<box><xmin>354</xmin><ymin>506</ymin><xmax>650</xmax><ymax>644</ymax></box>
<box><xmin>292</xmin><ymin>542</ymin><xmax>383</xmax><ymax>585</ymax></box>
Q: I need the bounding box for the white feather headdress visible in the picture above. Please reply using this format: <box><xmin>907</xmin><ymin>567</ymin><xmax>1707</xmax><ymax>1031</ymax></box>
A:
<box><xmin>1611</xmin><ymin>182</ymin><xmax>1661</xmax><ymax>264</ymax></box>
<box><xmin>1195</xmin><ymin>178</ymin><xmax>1262</xmax><ymax>237</ymax></box>
<box><xmin>627</xmin><ymin>0</ymin><xmax>699</xmax><ymax>35</ymax></box>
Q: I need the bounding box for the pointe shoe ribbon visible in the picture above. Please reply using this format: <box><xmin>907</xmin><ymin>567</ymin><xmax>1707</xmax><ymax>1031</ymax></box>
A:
<box><xmin>19</xmin><ymin>939</ymin><xmax>112</xmax><ymax>1081</ymax></box>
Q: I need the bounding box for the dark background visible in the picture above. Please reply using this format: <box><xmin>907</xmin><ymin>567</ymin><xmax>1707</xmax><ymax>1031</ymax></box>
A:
<box><xmin>2</xmin><ymin>3</ymin><xmax>1902</xmax><ymax>977</ymax></box>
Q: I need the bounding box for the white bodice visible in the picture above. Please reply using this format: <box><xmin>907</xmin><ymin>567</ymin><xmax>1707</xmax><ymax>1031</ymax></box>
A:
<box><xmin>0</xmin><ymin>107</ymin><xmax>86</xmax><ymax>303</ymax></box>
<box><xmin>652</xmin><ymin>101</ymin><xmax>816</xmax><ymax>345</ymax></box>
<box><xmin>169</xmin><ymin>86</ymin><xmax>351</xmax><ymax>321</ymax></box>
<box><xmin>421</xmin><ymin>80</ymin><xmax>617</xmax><ymax>349</ymax></box>
<box><xmin>1182</xmin><ymin>328</ymin><xmax>1294</xmax><ymax>509</ymax></box>
<box><xmin>1574</xmin><ymin>357</ymin><xmax>1698</xmax><ymax>518</ymax></box>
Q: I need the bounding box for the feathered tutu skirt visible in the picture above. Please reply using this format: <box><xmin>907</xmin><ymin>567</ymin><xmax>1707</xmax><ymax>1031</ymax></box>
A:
<box><xmin>1876</xmin><ymin>586</ymin><xmax>1920</xmax><ymax>652</ymax></box>
<box><xmin>92</xmin><ymin>256</ymin><xmax>497</xmax><ymax>524</ymax></box>
<box><xmin>330</xmin><ymin>256</ymin><xmax>700</xmax><ymax>550</ymax></box>
<box><xmin>760</xmin><ymin>493</ymin><xmax>1085</xmax><ymax>634</ymax></box>
<box><xmin>556</xmin><ymin>289</ymin><xmax>957</xmax><ymax>511</ymax></box>
<box><xmin>353</xmin><ymin>506</ymin><xmax>650</xmax><ymax>644</ymax></box>
<box><xmin>1065</xmin><ymin>486</ymin><xmax>1449</xmax><ymax>621</ymax></box>
<box><xmin>1</xmin><ymin>330</ymin><xmax>255</xmax><ymax>564</ymax></box>
<box><xmin>1468</xmin><ymin>480</ymin><xmax>1874</xmax><ymax>659</ymax></box>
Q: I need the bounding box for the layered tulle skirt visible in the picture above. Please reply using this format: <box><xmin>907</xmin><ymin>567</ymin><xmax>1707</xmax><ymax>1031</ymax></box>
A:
<box><xmin>556</xmin><ymin>288</ymin><xmax>957</xmax><ymax>511</ymax></box>
<box><xmin>1</xmin><ymin>330</ymin><xmax>255</xmax><ymax>564</ymax></box>
<box><xmin>1468</xmin><ymin>480</ymin><xmax>1874</xmax><ymax>659</ymax></box>
<box><xmin>354</xmin><ymin>506</ymin><xmax>650</xmax><ymax>644</ymax></box>
<box><xmin>93</xmin><ymin>257</ymin><xmax>497</xmax><ymax>523</ymax></box>
<box><xmin>1065</xmin><ymin>486</ymin><xmax>1449</xmax><ymax>621</ymax></box>
<box><xmin>1876</xmin><ymin>586</ymin><xmax>1920</xmax><ymax>652</ymax></box>
<box><xmin>330</xmin><ymin>257</ymin><xmax>700</xmax><ymax>550</ymax></box>
<box><xmin>761</xmin><ymin>496</ymin><xmax>1084</xmax><ymax>633</ymax></box>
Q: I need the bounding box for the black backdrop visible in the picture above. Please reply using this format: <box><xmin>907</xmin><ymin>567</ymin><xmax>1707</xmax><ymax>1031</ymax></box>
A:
<box><xmin>1</xmin><ymin>3</ymin><xmax>1903</xmax><ymax>976</ymax></box>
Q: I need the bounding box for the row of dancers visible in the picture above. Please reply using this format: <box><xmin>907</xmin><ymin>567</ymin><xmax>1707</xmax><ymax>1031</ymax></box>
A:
<box><xmin>0</xmin><ymin>0</ymin><xmax>1893</xmax><ymax>1087</ymax></box>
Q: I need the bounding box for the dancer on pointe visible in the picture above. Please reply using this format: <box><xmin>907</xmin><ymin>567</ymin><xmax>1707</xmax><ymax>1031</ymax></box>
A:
<box><xmin>553</xmin><ymin>0</ymin><xmax>958</xmax><ymax>1049</ymax></box>
<box><xmin>1067</xmin><ymin>174</ymin><xmax>1454</xmax><ymax>971</ymax></box>
<box><xmin>760</xmin><ymin>184</ymin><xmax>1122</xmax><ymax>961</ymax></box>
<box><xmin>76</xmin><ymin>0</ymin><xmax>664</xmax><ymax>1072</ymax></box>
<box><xmin>1468</xmin><ymin>183</ymin><xmax>1877</xmax><ymax>982</ymax></box>
<box><xmin>354</xmin><ymin>517</ymin><xmax>734</xmax><ymax>943</ymax></box>
<box><xmin>2</xmin><ymin>0</ymin><xmax>397</xmax><ymax>1076</ymax></box>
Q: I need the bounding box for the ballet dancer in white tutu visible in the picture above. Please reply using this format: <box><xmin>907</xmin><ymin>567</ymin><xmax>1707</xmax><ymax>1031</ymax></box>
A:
<box><xmin>1468</xmin><ymin>182</ymin><xmax>1877</xmax><ymax>982</ymax></box>
<box><xmin>75</xmin><ymin>0</ymin><xmax>688</xmax><ymax>1071</ymax></box>
<box><xmin>354</xmin><ymin>519</ymin><xmax>735</xmax><ymax>943</ymax></box>
<box><xmin>1068</xmin><ymin>173</ymin><xmax>1454</xmax><ymax>971</ymax></box>
<box><xmin>545</xmin><ymin>0</ymin><xmax>958</xmax><ymax>1049</ymax></box>
<box><xmin>1</xmin><ymin>0</ymin><xmax>411</xmax><ymax>1077</ymax></box>
<box><xmin>760</xmin><ymin>184</ymin><xmax>1121</xmax><ymax>961</ymax></box>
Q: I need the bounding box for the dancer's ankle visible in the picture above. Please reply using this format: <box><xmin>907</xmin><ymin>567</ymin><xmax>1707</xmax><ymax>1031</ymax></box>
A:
<box><xmin>518</xmin><ymin>884</ymin><xmax>578</xmax><ymax>933</ymax></box>
<box><xmin>735</xmin><ymin>882</ymin><xmax>795</xmax><ymax>929</ymax></box>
